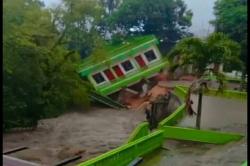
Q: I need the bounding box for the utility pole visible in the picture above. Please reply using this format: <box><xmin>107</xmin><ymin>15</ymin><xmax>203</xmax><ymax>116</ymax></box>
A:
<box><xmin>196</xmin><ymin>85</ymin><xmax>203</xmax><ymax>129</ymax></box>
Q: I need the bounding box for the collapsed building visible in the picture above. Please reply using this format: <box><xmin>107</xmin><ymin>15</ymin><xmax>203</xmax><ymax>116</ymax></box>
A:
<box><xmin>77</xmin><ymin>35</ymin><xmax>183</xmax><ymax>128</ymax></box>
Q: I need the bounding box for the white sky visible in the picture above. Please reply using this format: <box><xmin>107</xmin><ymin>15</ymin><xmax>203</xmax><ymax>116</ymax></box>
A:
<box><xmin>184</xmin><ymin>0</ymin><xmax>216</xmax><ymax>37</ymax></box>
<box><xmin>43</xmin><ymin>0</ymin><xmax>62</xmax><ymax>7</ymax></box>
<box><xmin>42</xmin><ymin>0</ymin><xmax>216</xmax><ymax>37</ymax></box>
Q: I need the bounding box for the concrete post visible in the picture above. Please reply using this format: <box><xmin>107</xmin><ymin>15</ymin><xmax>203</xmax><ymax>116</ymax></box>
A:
<box><xmin>196</xmin><ymin>86</ymin><xmax>203</xmax><ymax>129</ymax></box>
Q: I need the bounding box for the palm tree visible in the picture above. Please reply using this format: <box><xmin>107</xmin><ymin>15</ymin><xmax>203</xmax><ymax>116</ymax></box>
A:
<box><xmin>168</xmin><ymin>32</ymin><xmax>242</xmax><ymax>77</ymax></box>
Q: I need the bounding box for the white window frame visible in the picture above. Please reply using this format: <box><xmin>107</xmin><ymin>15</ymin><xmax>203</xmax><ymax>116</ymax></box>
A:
<box><xmin>142</xmin><ymin>47</ymin><xmax>160</xmax><ymax>65</ymax></box>
<box><xmin>119</xmin><ymin>59</ymin><xmax>137</xmax><ymax>74</ymax></box>
<box><xmin>91</xmin><ymin>71</ymin><xmax>109</xmax><ymax>86</ymax></box>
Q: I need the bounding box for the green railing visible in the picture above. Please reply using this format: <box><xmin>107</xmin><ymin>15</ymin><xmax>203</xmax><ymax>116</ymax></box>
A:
<box><xmin>241</xmin><ymin>161</ymin><xmax>247</xmax><ymax>166</ymax></box>
<box><xmin>177</xmin><ymin>85</ymin><xmax>247</xmax><ymax>100</ymax></box>
<box><xmin>173</xmin><ymin>85</ymin><xmax>187</xmax><ymax>101</ymax></box>
<box><xmin>126</xmin><ymin>122</ymin><xmax>150</xmax><ymax>143</ymax></box>
<box><xmin>77</xmin><ymin>88</ymin><xmax>186</xmax><ymax>166</ymax></box>
<box><xmin>162</xmin><ymin>126</ymin><xmax>243</xmax><ymax>144</ymax></box>
<box><xmin>77</xmin><ymin>130</ymin><xmax>164</xmax><ymax>166</ymax></box>
<box><xmin>158</xmin><ymin>104</ymin><xmax>186</xmax><ymax>127</ymax></box>
<box><xmin>76</xmin><ymin>86</ymin><xmax>246</xmax><ymax>166</ymax></box>
<box><xmin>205</xmin><ymin>89</ymin><xmax>247</xmax><ymax>100</ymax></box>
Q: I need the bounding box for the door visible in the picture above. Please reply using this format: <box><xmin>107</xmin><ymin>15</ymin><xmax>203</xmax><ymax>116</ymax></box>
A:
<box><xmin>112</xmin><ymin>65</ymin><xmax>124</xmax><ymax>77</ymax></box>
<box><xmin>103</xmin><ymin>69</ymin><xmax>116</xmax><ymax>81</ymax></box>
<box><xmin>135</xmin><ymin>55</ymin><xmax>147</xmax><ymax>68</ymax></box>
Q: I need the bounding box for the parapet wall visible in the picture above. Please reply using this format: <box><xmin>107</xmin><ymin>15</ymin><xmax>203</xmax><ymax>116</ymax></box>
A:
<box><xmin>77</xmin><ymin>86</ymin><xmax>246</xmax><ymax>166</ymax></box>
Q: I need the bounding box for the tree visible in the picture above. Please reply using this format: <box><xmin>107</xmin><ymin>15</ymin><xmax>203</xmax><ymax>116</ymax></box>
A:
<box><xmin>106</xmin><ymin>0</ymin><xmax>193</xmax><ymax>53</ymax></box>
<box><xmin>99</xmin><ymin>0</ymin><xmax>122</xmax><ymax>15</ymax></box>
<box><xmin>168</xmin><ymin>32</ymin><xmax>242</xmax><ymax>76</ymax></box>
<box><xmin>3</xmin><ymin>0</ymin><xmax>90</xmax><ymax>130</ymax></box>
<box><xmin>49</xmin><ymin>0</ymin><xmax>105</xmax><ymax>59</ymax></box>
<box><xmin>210</xmin><ymin>0</ymin><xmax>247</xmax><ymax>74</ymax></box>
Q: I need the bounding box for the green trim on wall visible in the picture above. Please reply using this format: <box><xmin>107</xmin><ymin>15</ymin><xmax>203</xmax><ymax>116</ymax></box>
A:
<box><xmin>98</xmin><ymin>60</ymin><xmax>169</xmax><ymax>95</ymax></box>
<box><xmin>78</xmin><ymin>35</ymin><xmax>158</xmax><ymax>76</ymax></box>
<box><xmin>163</xmin><ymin>126</ymin><xmax>244</xmax><ymax>144</ymax></box>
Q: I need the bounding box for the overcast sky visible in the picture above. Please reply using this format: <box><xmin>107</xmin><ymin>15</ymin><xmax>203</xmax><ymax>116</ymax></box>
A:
<box><xmin>42</xmin><ymin>0</ymin><xmax>216</xmax><ymax>37</ymax></box>
<box><xmin>184</xmin><ymin>0</ymin><xmax>216</xmax><ymax>37</ymax></box>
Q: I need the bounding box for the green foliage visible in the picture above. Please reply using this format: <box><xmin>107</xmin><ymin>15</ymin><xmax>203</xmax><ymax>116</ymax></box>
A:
<box><xmin>168</xmin><ymin>32</ymin><xmax>241</xmax><ymax>76</ymax></box>
<box><xmin>106</xmin><ymin>0</ymin><xmax>193</xmax><ymax>52</ymax></box>
<box><xmin>99</xmin><ymin>0</ymin><xmax>122</xmax><ymax>15</ymax></box>
<box><xmin>52</xmin><ymin>0</ymin><xmax>105</xmax><ymax>58</ymax></box>
<box><xmin>211</xmin><ymin>0</ymin><xmax>247</xmax><ymax>72</ymax></box>
<box><xmin>3</xmin><ymin>0</ymin><xmax>91</xmax><ymax>131</ymax></box>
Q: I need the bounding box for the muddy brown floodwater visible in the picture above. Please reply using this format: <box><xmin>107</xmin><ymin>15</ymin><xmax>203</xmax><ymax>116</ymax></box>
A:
<box><xmin>3</xmin><ymin>80</ymin><xmax>246</xmax><ymax>166</ymax></box>
<box><xmin>141</xmin><ymin>95</ymin><xmax>247</xmax><ymax>166</ymax></box>
<box><xmin>3</xmin><ymin>107</ymin><xmax>145</xmax><ymax>166</ymax></box>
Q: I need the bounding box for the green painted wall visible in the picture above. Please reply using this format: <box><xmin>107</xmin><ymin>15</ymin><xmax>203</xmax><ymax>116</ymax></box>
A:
<box><xmin>173</xmin><ymin>86</ymin><xmax>188</xmax><ymax>102</ymax></box>
<box><xmin>77</xmin><ymin>130</ymin><xmax>164</xmax><ymax>166</ymax></box>
<box><xmin>158</xmin><ymin>104</ymin><xmax>186</xmax><ymax>127</ymax></box>
<box><xmin>99</xmin><ymin>60</ymin><xmax>169</xmax><ymax>95</ymax></box>
<box><xmin>76</xmin><ymin>86</ymin><xmax>246</xmax><ymax>166</ymax></box>
<box><xmin>78</xmin><ymin>35</ymin><xmax>159</xmax><ymax>76</ymax></box>
<box><xmin>241</xmin><ymin>161</ymin><xmax>247</xmax><ymax>166</ymax></box>
<box><xmin>126</xmin><ymin>122</ymin><xmax>150</xmax><ymax>143</ymax></box>
<box><xmin>177</xmin><ymin>85</ymin><xmax>247</xmax><ymax>100</ymax></box>
<box><xmin>163</xmin><ymin>126</ymin><xmax>243</xmax><ymax>144</ymax></box>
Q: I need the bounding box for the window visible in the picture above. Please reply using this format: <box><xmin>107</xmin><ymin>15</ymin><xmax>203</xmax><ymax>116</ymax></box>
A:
<box><xmin>144</xmin><ymin>50</ymin><xmax>157</xmax><ymax>62</ymax></box>
<box><xmin>112</xmin><ymin>65</ymin><xmax>124</xmax><ymax>77</ymax></box>
<box><xmin>92</xmin><ymin>72</ymin><xmax>106</xmax><ymax>84</ymax></box>
<box><xmin>121</xmin><ymin>60</ymin><xmax>134</xmax><ymax>72</ymax></box>
<box><xmin>104</xmin><ymin>69</ymin><xmax>116</xmax><ymax>81</ymax></box>
<box><xmin>135</xmin><ymin>55</ymin><xmax>147</xmax><ymax>68</ymax></box>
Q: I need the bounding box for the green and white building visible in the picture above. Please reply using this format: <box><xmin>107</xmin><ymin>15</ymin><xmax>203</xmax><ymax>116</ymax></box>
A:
<box><xmin>78</xmin><ymin>35</ymin><xmax>168</xmax><ymax>96</ymax></box>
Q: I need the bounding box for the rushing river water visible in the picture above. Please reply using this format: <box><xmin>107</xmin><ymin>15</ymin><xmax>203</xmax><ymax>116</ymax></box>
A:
<box><xmin>140</xmin><ymin>96</ymin><xmax>247</xmax><ymax>166</ymax></box>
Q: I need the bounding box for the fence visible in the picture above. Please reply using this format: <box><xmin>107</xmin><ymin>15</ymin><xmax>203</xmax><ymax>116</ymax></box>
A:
<box><xmin>126</xmin><ymin>122</ymin><xmax>150</xmax><ymax>143</ymax></box>
<box><xmin>176</xmin><ymin>85</ymin><xmax>247</xmax><ymax>100</ymax></box>
<box><xmin>77</xmin><ymin>130</ymin><xmax>164</xmax><ymax>166</ymax></box>
<box><xmin>76</xmin><ymin>85</ymin><xmax>245</xmax><ymax>166</ymax></box>
<box><xmin>162</xmin><ymin>126</ymin><xmax>243</xmax><ymax>144</ymax></box>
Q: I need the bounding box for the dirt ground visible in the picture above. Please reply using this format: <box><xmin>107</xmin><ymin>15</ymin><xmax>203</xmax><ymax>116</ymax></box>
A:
<box><xmin>120</xmin><ymin>83</ymin><xmax>170</xmax><ymax>109</ymax></box>
<box><xmin>3</xmin><ymin>107</ymin><xmax>146</xmax><ymax>165</ymax></box>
